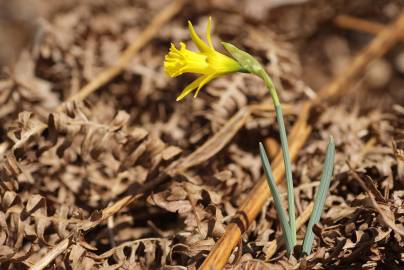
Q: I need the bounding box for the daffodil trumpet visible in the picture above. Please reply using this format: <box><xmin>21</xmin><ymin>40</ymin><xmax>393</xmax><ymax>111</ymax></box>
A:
<box><xmin>164</xmin><ymin>17</ymin><xmax>242</xmax><ymax>101</ymax></box>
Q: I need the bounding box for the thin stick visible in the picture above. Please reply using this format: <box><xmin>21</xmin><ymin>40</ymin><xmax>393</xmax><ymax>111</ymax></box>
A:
<box><xmin>30</xmin><ymin>238</ymin><xmax>70</xmax><ymax>270</ymax></box>
<box><xmin>334</xmin><ymin>15</ymin><xmax>404</xmax><ymax>41</ymax></box>
<box><xmin>334</xmin><ymin>15</ymin><xmax>386</xmax><ymax>36</ymax></box>
<box><xmin>320</xmin><ymin>13</ymin><xmax>404</xmax><ymax>100</ymax></box>
<box><xmin>66</xmin><ymin>0</ymin><xmax>187</xmax><ymax>102</ymax></box>
<box><xmin>199</xmin><ymin>12</ymin><xmax>404</xmax><ymax>270</ymax></box>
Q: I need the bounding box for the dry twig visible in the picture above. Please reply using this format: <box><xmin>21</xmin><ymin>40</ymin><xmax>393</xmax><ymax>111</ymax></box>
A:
<box><xmin>30</xmin><ymin>238</ymin><xmax>70</xmax><ymax>270</ymax></box>
<box><xmin>334</xmin><ymin>15</ymin><xmax>387</xmax><ymax>36</ymax></box>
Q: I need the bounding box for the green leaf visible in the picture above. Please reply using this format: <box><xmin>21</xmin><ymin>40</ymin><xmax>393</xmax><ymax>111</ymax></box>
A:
<box><xmin>302</xmin><ymin>136</ymin><xmax>335</xmax><ymax>256</ymax></box>
<box><xmin>259</xmin><ymin>142</ymin><xmax>294</xmax><ymax>255</ymax></box>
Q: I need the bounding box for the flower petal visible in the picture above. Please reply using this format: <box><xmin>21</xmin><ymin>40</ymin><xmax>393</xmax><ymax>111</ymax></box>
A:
<box><xmin>188</xmin><ymin>20</ymin><xmax>210</xmax><ymax>53</ymax></box>
<box><xmin>194</xmin><ymin>73</ymin><xmax>217</xmax><ymax>98</ymax></box>
<box><xmin>206</xmin><ymin>17</ymin><xmax>214</xmax><ymax>49</ymax></box>
<box><xmin>176</xmin><ymin>75</ymin><xmax>206</xmax><ymax>101</ymax></box>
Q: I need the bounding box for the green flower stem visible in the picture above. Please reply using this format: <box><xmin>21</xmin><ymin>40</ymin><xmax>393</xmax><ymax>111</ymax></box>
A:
<box><xmin>222</xmin><ymin>42</ymin><xmax>296</xmax><ymax>247</ymax></box>
<box><xmin>259</xmin><ymin>70</ymin><xmax>296</xmax><ymax>247</ymax></box>
<box><xmin>302</xmin><ymin>136</ymin><xmax>335</xmax><ymax>255</ymax></box>
<box><xmin>275</xmin><ymin>104</ymin><xmax>296</xmax><ymax>246</ymax></box>
<box><xmin>258</xmin><ymin>70</ymin><xmax>280</xmax><ymax>106</ymax></box>
<box><xmin>259</xmin><ymin>142</ymin><xmax>294</xmax><ymax>255</ymax></box>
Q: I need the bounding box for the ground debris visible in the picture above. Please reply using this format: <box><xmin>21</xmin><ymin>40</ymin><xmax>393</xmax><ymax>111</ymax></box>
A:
<box><xmin>0</xmin><ymin>0</ymin><xmax>403</xmax><ymax>269</ymax></box>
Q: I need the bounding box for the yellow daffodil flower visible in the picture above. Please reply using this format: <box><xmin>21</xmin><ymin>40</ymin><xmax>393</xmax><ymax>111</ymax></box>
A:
<box><xmin>164</xmin><ymin>18</ymin><xmax>242</xmax><ymax>101</ymax></box>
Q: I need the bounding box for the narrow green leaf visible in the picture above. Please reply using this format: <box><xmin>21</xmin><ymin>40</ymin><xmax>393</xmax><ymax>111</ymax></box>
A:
<box><xmin>302</xmin><ymin>136</ymin><xmax>335</xmax><ymax>256</ymax></box>
<box><xmin>259</xmin><ymin>142</ymin><xmax>294</xmax><ymax>255</ymax></box>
